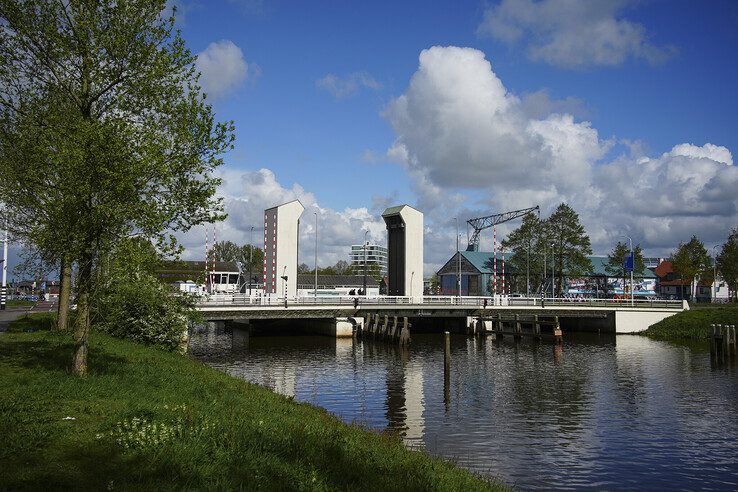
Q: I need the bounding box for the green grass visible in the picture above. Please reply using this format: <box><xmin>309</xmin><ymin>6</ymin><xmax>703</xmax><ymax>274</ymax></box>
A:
<box><xmin>643</xmin><ymin>303</ymin><xmax>738</xmax><ymax>340</ymax></box>
<box><xmin>0</xmin><ymin>321</ymin><xmax>502</xmax><ymax>491</ymax></box>
<box><xmin>5</xmin><ymin>312</ymin><xmax>56</xmax><ymax>332</ymax></box>
<box><xmin>6</xmin><ymin>299</ymin><xmax>35</xmax><ymax>308</ymax></box>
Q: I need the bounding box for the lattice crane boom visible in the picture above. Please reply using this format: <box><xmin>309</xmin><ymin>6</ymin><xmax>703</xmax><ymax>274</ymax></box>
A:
<box><xmin>466</xmin><ymin>206</ymin><xmax>540</xmax><ymax>251</ymax></box>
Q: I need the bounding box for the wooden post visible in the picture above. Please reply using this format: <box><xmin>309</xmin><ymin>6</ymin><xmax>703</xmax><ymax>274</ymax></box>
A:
<box><xmin>534</xmin><ymin>314</ymin><xmax>541</xmax><ymax>339</ymax></box>
<box><xmin>391</xmin><ymin>316</ymin><xmax>398</xmax><ymax>341</ymax></box>
<box><xmin>399</xmin><ymin>317</ymin><xmax>410</xmax><ymax>346</ymax></box>
<box><xmin>553</xmin><ymin>316</ymin><xmax>562</xmax><ymax>344</ymax></box>
<box><xmin>710</xmin><ymin>323</ymin><xmax>716</xmax><ymax>358</ymax></box>
<box><xmin>495</xmin><ymin>313</ymin><xmax>503</xmax><ymax>340</ymax></box>
<box><xmin>514</xmin><ymin>314</ymin><xmax>521</xmax><ymax>340</ymax></box>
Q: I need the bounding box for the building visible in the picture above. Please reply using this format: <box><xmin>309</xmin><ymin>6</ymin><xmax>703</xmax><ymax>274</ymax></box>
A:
<box><xmin>157</xmin><ymin>260</ymin><xmax>241</xmax><ymax>294</ymax></box>
<box><xmin>437</xmin><ymin>251</ymin><xmax>658</xmax><ymax>297</ymax></box>
<box><xmin>654</xmin><ymin>260</ymin><xmax>729</xmax><ymax>302</ymax></box>
<box><xmin>349</xmin><ymin>243</ymin><xmax>388</xmax><ymax>276</ymax></box>
<box><xmin>263</xmin><ymin>200</ymin><xmax>305</xmax><ymax>298</ymax></box>
<box><xmin>296</xmin><ymin>274</ymin><xmax>380</xmax><ymax>297</ymax></box>
<box><xmin>382</xmin><ymin>205</ymin><xmax>424</xmax><ymax>297</ymax></box>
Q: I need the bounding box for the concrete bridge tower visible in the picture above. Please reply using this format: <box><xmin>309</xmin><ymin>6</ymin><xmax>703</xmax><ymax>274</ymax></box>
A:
<box><xmin>382</xmin><ymin>205</ymin><xmax>423</xmax><ymax>297</ymax></box>
<box><xmin>263</xmin><ymin>200</ymin><xmax>304</xmax><ymax>298</ymax></box>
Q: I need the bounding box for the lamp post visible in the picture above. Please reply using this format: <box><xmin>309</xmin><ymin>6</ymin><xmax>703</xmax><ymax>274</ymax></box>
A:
<box><xmin>712</xmin><ymin>244</ymin><xmax>719</xmax><ymax>303</ymax></box>
<box><xmin>543</xmin><ymin>245</ymin><xmax>547</xmax><ymax>300</ymax></box>
<box><xmin>363</xmin><ymin>230</ymin><xmax>369</xmax><ymax>297</ymax></box>
<box><xmin>455</xmin><ymin>217</ymin><xmax>460</xmax><ymax>297</ymax></box>
<box><xmin>551</xmin><ymin>241</ymin><xmax>556</xmax><ymax>298</ymax></box>
<box><xmin>314</xmin><ymin>212</ymin><xmax>318</xmax><ymax>300</ymax></box>
<box><xmin>526</xmin><ymin>241</ymin><xmax>530</xmax><ymax>297</ymax></box>
<box><xmin>281</xmin><ymin>266</ymin><xmax>288</xmax><ymax>308</ymax></box>
<box><xmin>410</xmin><ymin>271</ymin><xmax>415</xmax><ymax>298</ymax></box>
<box><xmin>621</xmin><ymin>235</ymin><xmax>634</xmax><ymax>306</ymax></box>
<box><xmin>249</xmin><ymin>226</ymin><xmax>254</xmax><ymax>296</ymax></box>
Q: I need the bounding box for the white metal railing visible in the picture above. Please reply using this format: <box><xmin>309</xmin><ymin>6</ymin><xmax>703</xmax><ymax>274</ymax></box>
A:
<box><xmin>197</xmin><ymin>294</ymin><xmax>685</xmax><ymax>310</ymax></box>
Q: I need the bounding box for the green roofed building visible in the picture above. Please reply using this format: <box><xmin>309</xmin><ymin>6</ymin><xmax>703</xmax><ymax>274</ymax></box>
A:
<box><xmin>436</xmin><ymin>252</ymin><xmax>657</xmax><ymax>297</ymax></box>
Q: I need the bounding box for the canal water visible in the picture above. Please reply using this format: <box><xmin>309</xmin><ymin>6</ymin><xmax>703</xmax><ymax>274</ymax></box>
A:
<box><xmin>190</xmin><ymin>328</ymin><xmax>738</xmax><ymax>490</ymax></box>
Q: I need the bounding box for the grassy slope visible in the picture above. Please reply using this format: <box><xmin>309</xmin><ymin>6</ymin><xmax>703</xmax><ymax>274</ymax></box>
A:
<box><xmin>0</xmin><ymin>318</ymin><xmax>500</xmax><ymax>491</ymax></box>
<box><xmin>644</xmin><ymin>304</ymin><xmax>738</xmax><ymax>340</ymax></box>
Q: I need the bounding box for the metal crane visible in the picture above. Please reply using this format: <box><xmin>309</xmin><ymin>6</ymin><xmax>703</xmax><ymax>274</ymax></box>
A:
<box><xmin>465</xmin><ymin>206</ymin><xmax>540</xmax><ymax>251</ymax></box>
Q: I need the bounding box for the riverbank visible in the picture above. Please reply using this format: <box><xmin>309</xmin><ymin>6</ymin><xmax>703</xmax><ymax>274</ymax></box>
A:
<box><xmin>0</xmin><ymin>318</ymin><xmax>501</xmax><ymax>490</ymax></box>
<box><xmin>643</xmin><ymin>304</ymin><xmax>738</xmax><ymax>340</ymax></box>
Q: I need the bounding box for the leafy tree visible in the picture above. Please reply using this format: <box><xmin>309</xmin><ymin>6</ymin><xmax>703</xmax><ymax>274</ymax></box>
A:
<box><xmin>298</xmin><ymin>263</ymin><xmax>311</xmax><ymax>274</ymax></box>
<box><xmin>672</xmin><ymin>236</ymin><xmax>711</xmax><ymax>300</ymax></box>
<box><xmin>501</xmin><ymin>212</ymin><xmax>544</xmax><ymax>295</ymax></box>
<box><xmin>0</xmin><ymin>1</ymin><xmax>232</xmax><ymax>376</ymax></box>
<box><xmin>716</xmin><ymin>228</ymin><xmax>738</xmax><ymax>301</ymax></box>
<box><xmin>605</xmin><ymin>241</ymin><xmax>645</xmax><ymax>295</ymax></box>
<box><xmin>546</xmin><ymin>203</ymin><xmax>593</xmax><ymax>295</ymax></box>
<box><xmin>211</xmin><ymin>241</ymin><xmax>241</xmax><ymax>264</ymax></box>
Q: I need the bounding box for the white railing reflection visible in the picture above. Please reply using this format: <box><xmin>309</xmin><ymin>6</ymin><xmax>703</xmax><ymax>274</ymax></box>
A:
<box><xmin>197</xmin><ymin>294</ymin><xmax>685</xmax><ymax>310</ymax></box>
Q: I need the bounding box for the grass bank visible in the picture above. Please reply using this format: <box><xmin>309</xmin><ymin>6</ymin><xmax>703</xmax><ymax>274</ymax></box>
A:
<box><xmin>5</xmin><ymin>299</ymin><xmax>35</xmax><ymax>308</ymax></box>
<box><xmin>0</xmin><ymin>317</ymin><xmax>501</xmax><ymax>490</ymax></box>
<box><xmin>643</xmin><ymin>304</ymin><xmax>738</xmax><ymax>340</ymax></box>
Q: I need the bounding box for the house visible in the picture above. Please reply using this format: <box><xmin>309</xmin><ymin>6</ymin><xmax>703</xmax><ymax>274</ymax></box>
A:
<box><xmin>654</xmin><ymin>260</ymin><xmax>710</xmax><ymax>300</ymax></box>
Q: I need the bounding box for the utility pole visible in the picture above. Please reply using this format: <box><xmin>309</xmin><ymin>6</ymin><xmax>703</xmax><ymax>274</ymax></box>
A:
<box><xmin>621</xmin><ymin>235</ymin><xmax>634</xmax><ymax>306</ymax></box>
<box><xmin>249</xmin><ymin>226</ymin><xmax>254</xmax><ymax>296</ymax></box>
<box><xmin>314</xmin><ymin>213</ymin><xmax>318</xmax><ymax>300</ymax></box>
<box><xmin>363</xmin><ymin>230</ymin><xmax>369</xmax><ymax>297</ymax></box>
<box><xmin>526</xmin><ymin>241</ymin><xmax>530</xmax><ymax>297</ymax></box>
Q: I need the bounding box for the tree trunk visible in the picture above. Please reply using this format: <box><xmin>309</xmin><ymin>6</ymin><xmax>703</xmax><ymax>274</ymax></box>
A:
<box><xmin>72</xmin><ymin>257</ymin><xmax>93</xmax><ymax>377</ymax></box>
<box><xmin>55</xmin><ymin>255</ymin><xmax>72</xmax><ymax>331</ymax></box>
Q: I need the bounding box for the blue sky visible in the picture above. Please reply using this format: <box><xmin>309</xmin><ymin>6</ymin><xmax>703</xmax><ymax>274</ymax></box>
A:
<box><xmin>168</xmin><ymin>0</ymin><xmax>738</xmax><ymax>272</ymax></box>
<box><xmin>9</xmin><ymin>0</ymin><xmax>738</xmax><ymax>278</ymax></box>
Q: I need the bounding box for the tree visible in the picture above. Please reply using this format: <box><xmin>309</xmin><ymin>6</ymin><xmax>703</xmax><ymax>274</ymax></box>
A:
<box><xmin>716</xmin><ymin>228</ymin><xmax>738</xmax><ymax>301</ymax></box>
<box><xmin>0</xmin><ymin>1</ymin><xmax>233</xmax><ymax>376</ymax></box>
<box><xmin>501</xmin><ymin>213</ymin><xmax>544</xmax><ymax>295</ymax></box>
<box><xmin>546</xmin><ymin>203</ymin><xmax>592</xmax><ymax>295</ymax></box>
<box><xmin>211</xmin><ymin>241</ymin><xmax>241</xmax><ymax>263</ymax></box>
<box><xmin>605</xmin><ymin>241</ymin><xmax>645</xmax><ymax>295</ymax></box>
<box><xmin>297</xmin><ymin>263</ymin><xmax>311</xmax><ymax>274</ymax></box>
<box><xmin>672</xmin><ymin>236</ymin><xmax>711</xmax><ymax>301</ymax></box>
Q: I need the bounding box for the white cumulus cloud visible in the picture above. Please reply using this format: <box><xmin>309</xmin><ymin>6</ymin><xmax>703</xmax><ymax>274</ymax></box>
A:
<box><xmin>196</xmin><ymin>40</ymin><xmax>258</xmax><ymax>100</ymax></box>
<box><xmin>477</xmin><ymin>0</ymin><xmax>677</xmax><ymax>68</ymax></box>
<box><xmin>384</xmin><ymin>46</ymin><xmax>737</xmax><ymax>256</ymax></box>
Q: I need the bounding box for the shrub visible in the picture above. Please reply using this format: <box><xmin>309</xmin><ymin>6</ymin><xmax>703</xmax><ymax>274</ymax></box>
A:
<box><xmin>95</xmin><ymin>272</ymin><xmax>199</xmax><ymax>351</ymax></box>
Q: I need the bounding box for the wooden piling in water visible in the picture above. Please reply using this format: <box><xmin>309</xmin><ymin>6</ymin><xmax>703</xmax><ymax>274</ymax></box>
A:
<box><xmin>444</xmin><ymin>331</ymin><xmax>451</xmax><ymax>378</ymax></box>
<box><xmin>553</xmin><ymin>316</ymin><xmax>562</xmax><ymax>344</ymax></box>
<box><xmin>533</xmin><ymin>314</ymin><xmax>541</xmax><ymax>340</ymax></box>
<box><xmin>399</xmin><ymin>317</ymin><xmax>411</xmax><ymax>346</ymax></box>
<box><xmin>514</xmin><ymin>314</ymin><xmax>522</xmax><ymax>340</ymax></box>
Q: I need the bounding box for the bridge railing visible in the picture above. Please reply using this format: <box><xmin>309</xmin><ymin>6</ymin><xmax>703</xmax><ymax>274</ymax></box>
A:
<box><xmin>197</xmin><ymin>294</ymin><xmax>686</xmax><ymax>310</ymax></box>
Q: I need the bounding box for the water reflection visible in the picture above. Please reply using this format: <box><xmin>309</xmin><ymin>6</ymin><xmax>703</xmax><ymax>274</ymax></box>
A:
<box><xmin>190</xmin><ymin>328</ymin><xmax>738</xmax><ymax>490</ymax></box>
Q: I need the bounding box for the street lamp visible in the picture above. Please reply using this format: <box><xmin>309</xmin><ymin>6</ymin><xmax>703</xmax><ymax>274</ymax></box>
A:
<box><xmin>314</xmin><ymin>212</ymin><xmax>318</xmax><ymax>300</ymax></box>
<box><xmin>249</xmin><ymin>226</ymin><xmax>254</xmax><ymax>296</ymax></box>
<box><xmin>550</xmin><ymin>241</ymin><xmax>555</xmax><ymax>298</ymax></box>
<box><xmin>281</xmin><ymin>265</ymin><xmax>288</xmax><ymax>308</ymax></box>
<box><xmin>410</xmin><ymin>271</ymin><xmax>415</xmax><ymax>298</ymax></box>
<box><xmin>620</xmin><ymin>235</ymin><xmax>634</xmax><ymax>306</ymax></box>
<box><xmin>363</xmin><ymin>230</ymin><xmax>369</xmax><ymax>297</ymax></box>
<box><xmin>712</xmin><ymin>244</ymin><xmax>719</xmax><ymax>303</ymax></box>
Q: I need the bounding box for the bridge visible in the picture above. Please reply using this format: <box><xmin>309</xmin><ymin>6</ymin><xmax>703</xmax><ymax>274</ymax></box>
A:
<box><xmin>196</xmin><ymin>295</ymin><xmax>688</xmax><ymax>337</ymax></box>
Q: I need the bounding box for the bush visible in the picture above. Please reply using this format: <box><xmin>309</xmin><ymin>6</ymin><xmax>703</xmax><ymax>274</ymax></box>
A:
<box><xmin>95</xmin><ymin>273</ymin><xmax>199</xmax><ymax>351</ymax></box>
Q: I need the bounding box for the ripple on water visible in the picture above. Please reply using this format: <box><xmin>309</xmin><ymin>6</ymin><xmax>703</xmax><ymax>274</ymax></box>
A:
<box><xmin>189</xmin><ymin>329</ymin><xmax>738</xmax><ymax>490</ymax></box>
